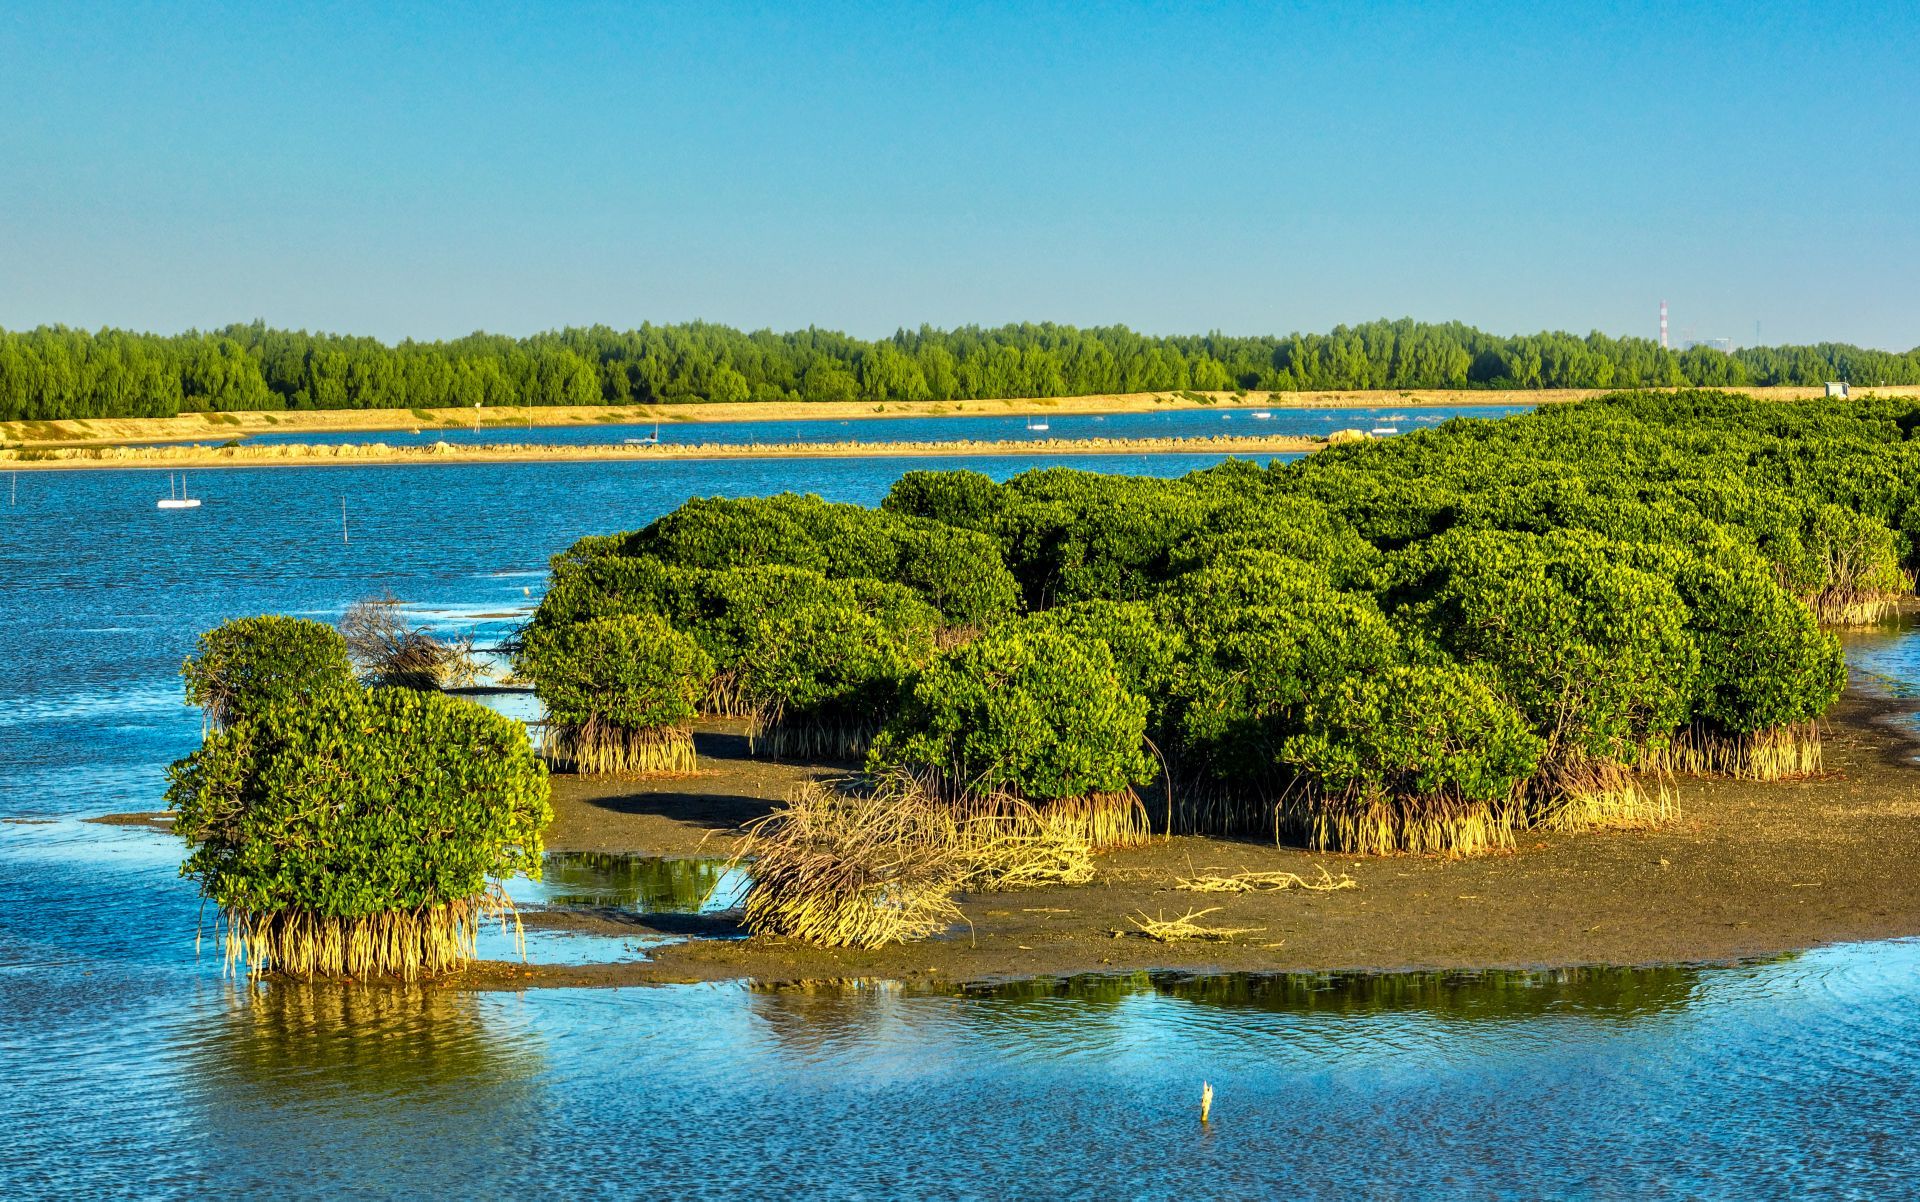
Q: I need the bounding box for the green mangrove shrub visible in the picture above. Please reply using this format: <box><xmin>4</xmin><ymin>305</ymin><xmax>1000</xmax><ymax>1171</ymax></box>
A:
<box><xmin>868</xmin><ymin>625</ymin><xmax>1154</xmax><ymax>848</ymax></box>
<box><xmin>1280</xmin><ymin>664</ymin><xmax>1543</xmax><ymax>855</ymax></box>
<box><xmin>622</xmin><ymin>493</ymin><xmax>1020</xmax><ymax>626</ymax></box>
<box><xmin>181</xmin><ymin>615</ymin><xmax>354</xmax><ymax>728</ymax></box>
<box><xmin>1383</xmin><ymin>529</ymin><xmax>1698</xmax><ymax>829</ymax></box>
<box><xmin>515</xmin><ymin>614</ymin><xmax>714</xmax><ymax>775</ymax></box>
<box><xmin>166</xmin><ymin>686</ymin><xmax>551</xmax><ymax>980</ymax></box>
<box><xmin>736</xmin><ymin>596</ymin><xmax>933</xmax><ymax>761</ymax></box>
<box><xmin>1625</xmin><ymin>542</ymin><xmax>1845</xmax><ymax>779</ymax></box>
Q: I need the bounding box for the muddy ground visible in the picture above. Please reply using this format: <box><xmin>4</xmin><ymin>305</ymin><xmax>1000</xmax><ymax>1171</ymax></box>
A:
<box><xmin>429</xmin><ymin>690</ymin><xmax>1920</xmax><ymax>989</ymax></box>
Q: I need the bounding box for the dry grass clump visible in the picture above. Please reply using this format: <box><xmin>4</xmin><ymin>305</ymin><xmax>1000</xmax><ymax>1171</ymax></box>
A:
<box><xmin>730</xmin><ymin>777</ymin><xmax>1102</xmax><ymax>947</ymax></box>
<box><xmin>1175</xmin><ymin>865</ymin><xmax>1356</xmax><ymax>894</ymax></box>
<box><xmin>732</xmin><ymin>785</ymin><xmax>966</xmax><ymax>948</ymax></box>
<box><xmin>1640</xmin><ymin>722</ymin><xmax>1823</xmax><ymax>781</ymax></box>
<box><xmin>1125</xmin><ymin>907</ymin><xmax>1266</xmax><ymax>942</ymax></box>
<box><xmin>214</xmin><ymin>891</ymin><xmax>520</xmax><ymax>982</ymax></box>
<box><xmin>544</xmin><ymin>717</ymin><xmax>698</xmax><ymax>776</ymax></box>
<box><xmin>340</xmin><ymin>593</ymin><xmax>479</xmax><ymax>689</ymax></box>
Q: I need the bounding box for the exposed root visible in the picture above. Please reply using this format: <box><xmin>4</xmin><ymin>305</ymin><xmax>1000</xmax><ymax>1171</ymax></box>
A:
<box><xmin>1806</xmin><ymin>588</ymin><xmax>1904</xmax><ymax>627</ymax></box>
<box><xmin>543</xmin><ymin>719</ymin><xmax>696</xmax><ymax>776</ymax></box>
<box><xmin>1175</xmin><ymin>866</ymin><xmax>1356</xmax><ymax>894</ymax></box>
<box><xmin>213</xmin><ymin>890</ymin><xmax>519</xmax><ymax>981</ymax></box>
<box><xmin>748</xmin><ymin>708</ymin><xmax>880</xmax><ymax>762</ymax></box>
<box><xmin>936</xmin><ymin>786</ymin><xmax>1151</xmax><ymax>851</ymax></box>
<box><xmin>699</xmin><ymin>672</ymin><xmax>756</xmax><ymax>719</ymax></box>
<box><xmin>1639</xmin><ymin>722</ymin><xmax>1823</xmax><ymax>781</ymax></box>
<box><xmin>1525</xmin><ymin>759</ymin><xmax>1680</xmax><ymax>833</ymax></box>
<box><xmin>1279</xmin><ymin>789</ymin><xmax>1518</xmax><ymax>857</ymax></box>
<box><xmin>1125</xmin><ymin>907</ymin><xmax>1266</xmax><ymax>942</ymax></box>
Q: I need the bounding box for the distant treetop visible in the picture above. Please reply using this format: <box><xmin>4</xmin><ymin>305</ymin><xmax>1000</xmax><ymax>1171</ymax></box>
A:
<box><xmin>1</xmin><ymin>317</ymin><xmax>1913</xmax><ymax>422</ymax></box>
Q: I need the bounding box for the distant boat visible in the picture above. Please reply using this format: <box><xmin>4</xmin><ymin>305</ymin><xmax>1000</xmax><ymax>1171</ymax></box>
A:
<box><xmin>1369</xmin><ymin>426</ymin><xmax>1398</xmax><ymax>437</ymax></box>
<box><xmin>1025</xmin><ymin>416</ymin><xmax>1049</xmax><ymax>432</ymax></box>
<box><xmin>1250</xmin><ymin>411</ymin><xmax>1273</xmax><ymax>419</ymax></box>
<box><xmin>157</xmin><ymin>474</ymin><xmax>201</xmax><ymax>510</ymax></box>
<box><xmin>624</xmin><ymin>423</ymin><xmax>661</xmax><ymax>445</ymax></box>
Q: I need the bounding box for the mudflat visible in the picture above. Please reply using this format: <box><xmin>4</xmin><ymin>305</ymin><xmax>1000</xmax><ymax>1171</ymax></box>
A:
<box><xmin>439</xmin><ymin>688</ymin><xmax>1920</xmax><ymax>989</ymax></box>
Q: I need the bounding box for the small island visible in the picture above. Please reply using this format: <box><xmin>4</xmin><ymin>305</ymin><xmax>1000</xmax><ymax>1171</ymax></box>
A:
<box><xmin>151</xmin><ymin>388</ymin><xmax>1920</xmax><ymax>986</ymax></box>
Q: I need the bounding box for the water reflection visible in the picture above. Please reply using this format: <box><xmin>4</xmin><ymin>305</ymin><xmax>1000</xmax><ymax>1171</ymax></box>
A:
<box><xmin>173</xmin><ymin>984</ymin><xmax>549</xmax><ymax>1194</ymax></box>
<box><xmin>509</xmin><ymin>853</ymin><xmax>748</xmax><ymax>913</ymax></box>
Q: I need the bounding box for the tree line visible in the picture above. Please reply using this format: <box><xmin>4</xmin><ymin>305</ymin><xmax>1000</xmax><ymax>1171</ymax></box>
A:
<box><xmin>3</xmin><ymin>317</ymin><xmax>1916</xmax><ymax>422</ymax></box>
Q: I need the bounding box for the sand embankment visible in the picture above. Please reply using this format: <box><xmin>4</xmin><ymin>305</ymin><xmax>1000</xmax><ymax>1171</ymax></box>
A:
<box><xmin>7</xmin><ymin>386</ymin><xmax>1901</xmax><ymax>450</ymax></box>
<box><xmin>0</xmin><ymin>433</ymin><xmax>1323</xmax><ymax>471</ymax></box>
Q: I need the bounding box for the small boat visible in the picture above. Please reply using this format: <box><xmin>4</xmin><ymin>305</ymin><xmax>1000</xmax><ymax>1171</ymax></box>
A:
<box><xmin>157</xmin><ymin>474</ymin><xmax>201</xmax><ymax>510</ymax></box>
<box><xmin>1025</xmin><ymin>417</ymin><xmax>1049</xmax><ymax>432</ymax></box>
<box><xmin>1250</xmin><ymin>411</ymin><xmax>1272</xmax><ymax>420</ymax></box>
<box><xmin>1369</xmin><ymin>426</ymin><xmax>1398</xmax><ymax>437</ymax></box>
<box><xmin>624</xmin><ymin>423</ymin><xmax>662</xmax><ymax>445</ymax></box>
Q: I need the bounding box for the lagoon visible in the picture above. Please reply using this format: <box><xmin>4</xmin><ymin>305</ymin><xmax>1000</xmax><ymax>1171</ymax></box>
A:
<box><xmin>3</xmin><ymin>450</ymin><xmax>1916</xmax><ymax>1198</ymax></box>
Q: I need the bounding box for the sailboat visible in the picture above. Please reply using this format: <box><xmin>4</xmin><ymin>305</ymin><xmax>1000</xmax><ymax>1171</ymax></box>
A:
<box><xmin>157</xmin><ymin>474</ymin><xmax>202</xmax><ymax>510</ymax></box>
<box><xmin>1025</xmin><ymin>415</ymin><xmax>1049</xmax><ymax>432</ymax></box>
<box><xmin>624</xmin><ymin>423</ymin><xmax>661</xmax><ymax>445</ymax></box>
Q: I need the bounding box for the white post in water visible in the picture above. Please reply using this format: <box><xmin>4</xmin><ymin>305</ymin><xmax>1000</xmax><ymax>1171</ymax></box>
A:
<box><xmin>341</xmin><ymin>496</ymin><xmax>349</xmax><ymax>544</ymax></box>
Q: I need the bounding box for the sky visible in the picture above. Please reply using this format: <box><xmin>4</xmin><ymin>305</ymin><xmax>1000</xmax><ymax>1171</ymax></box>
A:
<box><xmin>1</xmin><ymin>1</ymin><xmax>1916</xmax><ymax>348</ymax></box>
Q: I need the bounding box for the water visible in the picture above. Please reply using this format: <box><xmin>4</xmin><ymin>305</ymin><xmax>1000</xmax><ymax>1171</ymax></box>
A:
<box><xmin>228</xmin><ymin>402</ymin><xmax>1532</xmax><ymax>449</ymax></box>
<box><xmin>4</xmin><ymin>448</ymin><xmax>1918</xmax><ymax>1198</ymax></box>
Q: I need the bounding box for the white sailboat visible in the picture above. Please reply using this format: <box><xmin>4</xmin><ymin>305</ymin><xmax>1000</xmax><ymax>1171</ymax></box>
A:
<box><xmin>1025</xmin><ymin>415</ymin><xmax>1049</xmax><ymax>432</ymax></box>
<box><xmin>624</xmin><ymin>423</ymin><xmax>661</xmax><ymax>445</ymax></box>
<box><xmin>157</xmin><ymin>474</ymin><xmax>201</xmax><ymax>510</ymax></box>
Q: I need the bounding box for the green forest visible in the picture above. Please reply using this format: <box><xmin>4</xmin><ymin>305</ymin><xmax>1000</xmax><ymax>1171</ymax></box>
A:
<box><xmin>3</xmin><ymin>318</ymin><xmax>1916</xmax><ymax>421</ymax></box>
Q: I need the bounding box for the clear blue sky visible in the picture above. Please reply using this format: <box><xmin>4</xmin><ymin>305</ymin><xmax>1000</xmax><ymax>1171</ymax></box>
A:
<box><xmin>2</xmin><ymin>1</ymin><xmax>1915</xmax><ymax>348</ymax></box>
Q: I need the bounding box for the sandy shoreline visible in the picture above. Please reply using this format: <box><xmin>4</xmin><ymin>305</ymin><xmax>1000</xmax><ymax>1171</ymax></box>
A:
<box><xmin>7</xmin><ymin>385</ymin><xmax>1909</xmax><ymax>451</ymax></box>
<box><xmin>0</xmin><ymin>433</ymin><xmax>1322</xmax><ymax>471</ymax></box>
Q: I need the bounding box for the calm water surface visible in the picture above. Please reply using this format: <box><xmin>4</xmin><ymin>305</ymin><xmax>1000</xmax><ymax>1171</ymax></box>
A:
<box><xmin>231</xmin><ymin>403</ymin><xmax>1533</xmax><ymax>449</ymax></box>
<box><xmin>3</xmin><ymin>450</ymin><xmax>1916</xmax><ymax>1199</ymax></box>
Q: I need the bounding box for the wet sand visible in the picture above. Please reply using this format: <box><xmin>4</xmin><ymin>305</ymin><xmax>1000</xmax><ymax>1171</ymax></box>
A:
<box><xmin>432</xmin><ymin>688</ymin><xmax>1920</xmax><ymax>989</ymax></box>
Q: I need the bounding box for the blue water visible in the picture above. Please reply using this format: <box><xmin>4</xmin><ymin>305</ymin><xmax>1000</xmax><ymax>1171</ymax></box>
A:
<box><xmin>226</xmin><ymin>403</ymin><xmax>1532</xmax><ymax>449</ymax></box>
<box><xmin>3</xmin><ymin>449</ymin><xmax>1918</xmax><ymax>1199</ymax></box>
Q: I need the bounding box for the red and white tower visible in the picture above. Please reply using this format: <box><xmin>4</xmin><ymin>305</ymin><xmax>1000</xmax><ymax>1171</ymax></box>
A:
<box><xmin>1660</xmin><ymin>300</ymin><xmax>1669</xmax><ymax>349</ymax></box>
